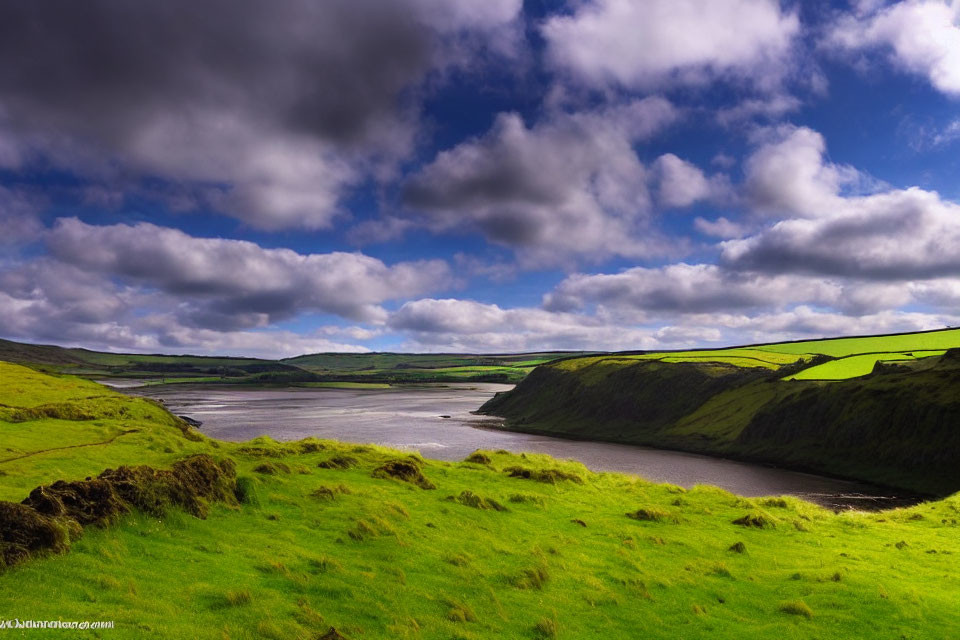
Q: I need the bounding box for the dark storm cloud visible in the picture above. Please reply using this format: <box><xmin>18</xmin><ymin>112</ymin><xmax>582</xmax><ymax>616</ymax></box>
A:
<box><xmin>0</xmin><ymin>0</ymin><xmax>521</xmax><ymax>229</ymax></box>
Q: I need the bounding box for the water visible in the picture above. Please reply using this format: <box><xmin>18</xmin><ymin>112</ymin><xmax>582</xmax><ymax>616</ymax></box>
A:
<box><xmin>127</xmin><ymin>382</ymin><xmax>914</xmax><ymax>510</ymax></box>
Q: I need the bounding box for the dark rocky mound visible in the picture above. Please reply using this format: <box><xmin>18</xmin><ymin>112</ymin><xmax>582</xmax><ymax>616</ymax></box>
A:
<box><xmin>0</xmin><ymin>454</ymin><xmax>237</xmax><ymax>570</ymax></box>
<box><xmin>372</xmin><ymin>459</ymin><xmax>436</xmax><ymax>489</ymax></box>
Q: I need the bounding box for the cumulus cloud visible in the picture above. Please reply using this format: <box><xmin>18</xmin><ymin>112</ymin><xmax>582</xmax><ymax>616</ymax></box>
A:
<box><xmin>651</xmin><ymin>154</ymin><xmax>730</xmax><ymax>208</ymax></box>
<box><xmin>0</xmin><ymin>0</ymin><xmax>522</xmax><ymax>229</ymax></box>
<box><xmin>694</xmin><ymin>216</ymin><xmax>750</xmax><ymax>239</ymax></box>
<box><xmin>400</xmin><ymin>97</ymin><xmax>679</xmax><ymax>264</ymax></box>
<box><xmin>0</xmin><ymin>187</ymin><xmax>44</xmax><ymax>248</ymax></box>
<box><xmin>544</xmin><ymin>264</ymin><xmax>849</xmax><ymax>314</ymax></box>
<box><xmin>744</xmin><ymin>126</ymin><xmax>856</xmax><ymax>217</ymax></box>
<box><xmin>828</xmin><ymin>0</ymin><xmax>960</xmax><ymax>97</ymax></box>
<box><xmin>386</xmin><ymin>296</ymin><xmax>957</xmax><ymax>353</ymax></box>
<box><xmin>542</xmin><ymin>0</ymin><xmax>799</xmax><ymax>90</ymax></box>
<box><xmin>0</xmin><ymin>256</ymin><xmax>377</xmax><ymax>358</ymax></box>
<box><xmin>722</xmin><ymin>187</ymin><xmax>960</xmax><ymax>279</ymax></box>
<box><xmin>388</xmin><ymin>298</ymin><xmax>666</xmax><ymax>351</ymax></box>
<box><xmin>45</xmin><ymin>218</ymin><xmax>453</xmax><ymax>326</ymax></box>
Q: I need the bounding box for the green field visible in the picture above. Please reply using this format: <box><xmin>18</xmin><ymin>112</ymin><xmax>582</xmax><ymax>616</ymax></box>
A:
<box><xmin>1</xmin><ymin>362</ymin><xmax>958</xmax><ymax>638</ymax></box>
<box><xmin>0</xmin><ymin>339</ymin><xmax>589</xmax><ymax>386</ymax></box>
<box><xmin>546</xmin><ymin>328</ymin><xmax>960</xmax><ymax>381</ymax></box>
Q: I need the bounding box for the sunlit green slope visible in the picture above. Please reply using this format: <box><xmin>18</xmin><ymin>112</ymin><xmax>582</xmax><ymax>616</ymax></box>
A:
<box><xmin>0</xmin><ymin>363</ymin><xmax>958</xmax><ymax>639</ymax></box>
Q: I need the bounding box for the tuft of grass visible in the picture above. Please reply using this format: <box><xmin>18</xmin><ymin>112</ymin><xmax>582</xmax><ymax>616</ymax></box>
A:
<box><xmin>449</xmin><ymin>490</ymin><xmax>508</xmax><ymax>512</ymax></box>
<box><xmin>512</xmin><ymin>564</ymin><xmax>550</xmax><ymax>590</ymax></box>
<box><xmin>533</xmin><ymin>616</ymin><xmax>559</xmax><ymax>638</ymax></box>
<box><xmin>463</xmin><ymin>452</ymin><xmax>492</xmax><ymax>465</ymax></box>
<box><xmin>224</xmin><ymin>588</ymin><xmax>252</xmax><ymax>607</ymax></box>
<box><xmin>444</xmin><ymin>598</ymin><xmax>477</xmax><ymax>623</ymax></box>
<box><xmin>508</xmin><ymin>493</ymin><xmax>545</xmax><ymax>506</ymax></box>
<box><xmin>234</xmin><ymin>476</ymin><xmax>262</xmax><ymax>506</ymax></box>
<box><xmin>732</xmin><ymin>512</ymin><xmax>776</xmax><ymax>529</ymax></box>
<box><xmin>317</xmin><ymin>455</ymin><xmax>358</xmax><ymax>470</ymax></box>
<box><xmin>504</xmin><ymin>466</ymin><xmax>583</xmax><ymax>484</ymax></box>
<box><xmin>779</xmin><ymin>600</ymin><xmax>814</xmax><ymax>619</ymax></box>
<box><xmin>626</xmin><ymin>508</ymin><xmax>672</xmax><ymax>523</ymax></box>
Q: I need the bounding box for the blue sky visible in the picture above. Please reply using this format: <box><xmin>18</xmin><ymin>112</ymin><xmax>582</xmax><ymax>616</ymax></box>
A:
<box><xmin>3</xmin><ymin>0</ymin><xmax>960</xmax><ymax>357</ymax></box>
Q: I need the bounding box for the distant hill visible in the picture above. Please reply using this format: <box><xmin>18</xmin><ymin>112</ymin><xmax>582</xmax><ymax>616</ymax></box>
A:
<box><xmin>0</xmin><ymin>338</ymin><xmax>593</xmax><ymax>385</ymax></box>
<box><xmin>481</xmin><ymin>328</ymin><xmax>960</xmax><ymax>495</ymax></box>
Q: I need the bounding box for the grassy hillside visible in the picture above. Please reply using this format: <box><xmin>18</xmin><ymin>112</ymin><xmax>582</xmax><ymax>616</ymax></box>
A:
<box><xmin>0</xmin><ymin>363</ymin><xmax>958</xmax><ymax>638</ymax></box>
<box><xmin>481</xmin><ymin>342</ymin><xmax>960</xmax><ymax>495</ymax></box>
<box><xmin>553</xmin><ymin>327</ymin><xmax>960</xmax><ymax>381</ymax></box>
<box><xmin>0</xmin><ymin>338</ymin><xmax>588</xmax><ymax>385</ymax></box>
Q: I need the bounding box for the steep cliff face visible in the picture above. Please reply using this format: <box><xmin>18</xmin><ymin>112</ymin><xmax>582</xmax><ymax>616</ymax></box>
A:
<box><xmin>480</xmin><ymin>353</ymin><xmax>960</xmax><ymax>495</ymax></box>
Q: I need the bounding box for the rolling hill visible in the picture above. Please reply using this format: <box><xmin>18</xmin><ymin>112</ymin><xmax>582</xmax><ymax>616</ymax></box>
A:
<box><xmin>480</xmin><ymin>328</ymin><xmax>960</xmax><ymax>495</ymax></box>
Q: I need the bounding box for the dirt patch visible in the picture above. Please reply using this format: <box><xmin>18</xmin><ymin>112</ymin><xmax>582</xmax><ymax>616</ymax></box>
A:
<box><xmin>317</xmin><ymin>455</ymin><xmax>358</xmax><ymax>470</ymax></box>
<box><xmin>504</xmin><ymin>466</ymin><xmax>583</xmax><ymax>484</ymax></box>
<box><xmin>372</xmin><ymin>459</ymin><xmax>435</xmax><ymax>489</ymax></box>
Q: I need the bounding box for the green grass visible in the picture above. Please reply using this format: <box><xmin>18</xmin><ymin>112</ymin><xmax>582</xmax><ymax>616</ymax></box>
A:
<box><xmin>782</xmin><ymin>352</ymin><xmax>943</xmax><ymax>381</ymax></box>
<box><xmin>548</xmin><ymin>328</ymin><xmax>960</xmax><ymax>382</ymax></box>
<box><xmin>0</xmin><ymin>339</ymin><xmax>589</xmax><ymax>386</ymax></box>
<box><xmin>1</xmin><ymin>362</ymin><xmax>959</xmax><ymax>638</ymax></box>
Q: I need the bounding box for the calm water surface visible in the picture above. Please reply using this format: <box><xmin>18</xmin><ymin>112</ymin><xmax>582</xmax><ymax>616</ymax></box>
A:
<box><xmin>126</xmin><ymin>382</ymin><xmax>913</xmax><ymax>510</ymax></box>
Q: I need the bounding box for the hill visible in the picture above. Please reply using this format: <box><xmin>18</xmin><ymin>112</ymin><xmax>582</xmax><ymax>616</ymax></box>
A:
<box><xmin>0</xmin><ymin>338</ymin><xmax>591</xmax><ymax>385</ymax></box>
<box><xmin>0</xmin><ymin>362</ymin><xmax>958</xmax><ymax>638</ymax></box>
<box><xmin>480</xmin><ymin>328</ymin><xmax>960</xmax><ymax>496</ymax></box>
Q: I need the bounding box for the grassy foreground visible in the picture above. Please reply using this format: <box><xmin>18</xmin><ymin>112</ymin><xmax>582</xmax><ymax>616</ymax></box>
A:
<box><xmin>1</xmin><ymin>362</ymin><xmax>959</xmax><ymax>639</ymax></box>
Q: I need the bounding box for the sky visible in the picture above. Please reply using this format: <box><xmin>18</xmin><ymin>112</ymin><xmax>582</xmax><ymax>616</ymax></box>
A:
<box><xmin>3</xmin><ymin>0</ymin><xmax>960</xmax><ymax>358</ymax></box>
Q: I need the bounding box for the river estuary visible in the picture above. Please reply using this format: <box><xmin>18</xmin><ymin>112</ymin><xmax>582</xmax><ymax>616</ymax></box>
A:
<box><xmin>126</xmin><ymin>382</ymin><xmax>914</xmax><ymax>510</ymax></box>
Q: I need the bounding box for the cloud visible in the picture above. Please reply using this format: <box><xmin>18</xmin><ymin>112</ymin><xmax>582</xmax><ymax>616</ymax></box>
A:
<box><xmin>386</xmin><ymin>295</ymin><xmax>957</xmax><ymax>353</ymax></box>
<box><xmin>45</xmin><ymin>218</ymin><xmax>453</xmax><ymax>326</ymax></box>
<box><xmin>651</xmin><ymin>154</ymin><xmax>730</xmax><ymax>208</ymax></box>
<box><xmin>744</xmin><ymin>125</ymin><xmax>855</xmax><ymax>217</ymax></box>
<box><xmin>542</xmin><ymin>0</ymin><xmax>799</xmax><ymax>91</ymax></box>
<box><xmin>722</xmin><ymin>186</ymin><xmax>960</xmax><ymax>280</ymax></box>
<box><xmin>0</xmin><ymin>0</ymin><xmax>523</xmax><ymax>230</ymax></box>
<box><xmin>388</xmin><ymin>298</ymin><xmax>666</xmax><ymax>351</ymax></box>
<box><xmin>694</xmin><ymin>216</ymin><xmax>750</xmax><ymax>239</ymax></box>
<box><xmin>400</xmin><ymin>97</ymin><xmax>679</xmax><ymax>264</ymax></box>
<box><xmin>0</xmin><ymin>187</ymin><xmax>44</xmax><ymax>248</ymax></box>
<box><xmin>543</xmin><ymin>263</ymin><xmax>851</xmax><ymax>315</ymax></box>
<box><xmin>828</xmin><ymin>0</ymin><xmax>960</xmax><ymax>97</ymax></box>
<box><xmin>0</xmin><ymin>257</ymin><xmax>376</xmax><ymax>358</ymax></box>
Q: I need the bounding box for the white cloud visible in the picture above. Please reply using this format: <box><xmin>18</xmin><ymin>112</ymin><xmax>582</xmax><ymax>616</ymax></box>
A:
<box><xmin>401</xmin><ymin>97</ymin><xmax>680</xmax><ymax>265</ymax></box>
<box><xmin>694</xmin><ymin>216</ymin><xmax>750</xmax><ymax>239</ymax></box>
<box><xmin>542</xmin><ymin>0</ymin><xmax>799</xmax><ymax>90</ymax></box>
<box><xmin>46</xmin><ymin>218</ymin><xmax>453</xmax><ymax>325</ymax></box>
<box><xmin>828</xmin><ymin>0</ymin><xmax>960</xmax><ymax>97</ymax></box>
<box><xmin>652</xmin><ymin>154</ymin><xmax>729</xmax><ymax>208</ymax></box>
